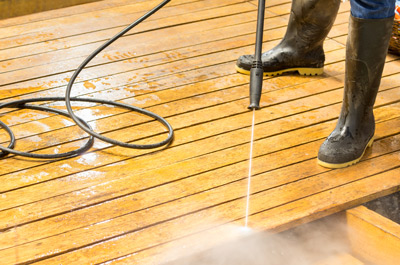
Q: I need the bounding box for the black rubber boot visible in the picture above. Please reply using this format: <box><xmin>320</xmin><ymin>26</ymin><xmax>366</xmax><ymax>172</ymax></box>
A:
<box><xmin>236</xmin><ymin>0</ymin><xmax>340</xmax><ymax>76</ymax></box>
<box><xmin>317</xmin><ymin>15</ymin><xmax>394</xmax><ymax>169</ymax></box>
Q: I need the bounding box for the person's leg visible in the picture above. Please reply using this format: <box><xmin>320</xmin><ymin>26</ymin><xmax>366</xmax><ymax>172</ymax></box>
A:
<box><xmin>236</xmin><ymin>0</ymin><xmax>341</xmax><ymax>76</ymax></box>
<box><xmin>317</xmin><ymin>0</ymin><xmax>395</xmax><ymax>168</ymax></box>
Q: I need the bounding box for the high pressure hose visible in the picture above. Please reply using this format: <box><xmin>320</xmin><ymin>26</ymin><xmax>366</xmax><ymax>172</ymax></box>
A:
<box><xmin>0</xmin><ymin>0</ymin><xmax>173</xmax><ymax>159</ymax></box>
<box><xmin>0</xmin><ymin>120</ymin><xmax>15</xmax><ymax>158</ymax></box>
<box><xmin>65</xmin><ymin>0</ymin><xmax>172</xmax><ymax>149</ymax></box>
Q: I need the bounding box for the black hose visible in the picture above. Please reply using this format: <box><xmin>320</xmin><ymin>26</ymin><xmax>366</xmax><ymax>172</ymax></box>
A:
<box><xmin>0</xmin><ymin>100</ymin><xmax>95</xmax><ymax>159</ymax></box>
<box><xmin>0</xmin><ymin>120</ymin><xmax>15</xmax><ymax>158</ymax></box>
<box><xmin>0</xmin><ymin>0</ymin><xmax>173</xmax><ymax>159</ymax></box>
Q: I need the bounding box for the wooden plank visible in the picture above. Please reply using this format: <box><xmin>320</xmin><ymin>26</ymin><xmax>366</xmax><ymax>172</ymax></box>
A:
<box><xmin>1</xmin><ymin>53</ymin><xmax>399</xmax><ymax>201</ymax></box>
<box><xmin>103</xmin><ymin>166</ymin><xmax>400</xmax><ymax>265</ymax></box>
<box><xmin>0</xmin><ymin>52</ymin><xmax>360</xmax><ymax>221</ymax></box>
<box><xmin>0</xmin><ymin>89</ymin><xmax>343</xmax><ymax>211</ymax></box>
<box><xmin>0</xmin><ymin>0</ymin><xmax>248</xmax><ymax>50</ymax></box>
<box><xmin>0</xmin><ymin>8</ymin><xmax>281</xmax><ymax>81</ymax></box>
<box><xmin>0</xmin><ymin>0</ymin><xmax>149</xmax><ymax>27</ymax></box>
<box><xmin>0</xmin><ymin>38</ymin><xmax>342</xmax><ymax>117</ymax></box>
<box><xmin>2</xmin><ymin>82</ymin><xmax>400</xmax><ymax>260</ymax></box>
<box><xmin>0</xmin><ymin>0</ymin><xmax>251</xmax><ymax>55</ymax></box>
<box><xmin>0</xmin><ymin>0</ymin><xmax>390</xmax><ymax>202</ymax></box>
<box><xmin>346</xmin><ymin>206</ymin><xmax>400</xmax><ymax>265</ymax></box>
<box><xmin>2</xmin><ymin>42</ymin><xmax>396</xmax><ymax>185</ymax></box>
<box><xmin>314</xmin><ymin>253</ymin><xmax>364</xmax><ymax>265</ymax></box>
<box><xmin>0</xmin><ymin>93</ymin><xmax>344</xmax><ymax>241</ymax></box>
<box><xmin>1</xmin><ymin>9</ymin><xmax>350</xmax><ymax>76</ymax></box>
<box><xmin>1</xmin><ymin>0</ymin><xmax>400</xmax><ymax>264</ymax></box>
<box><xmin>333</xmin><ymin>35</ymin><xmax>348</xmax><ymax>45</ymax></box>
<box><xmin>1</xmin><ymin>36</ymin><xmax>343</xmax><ymax>106</ymax></box>
<box><xmin>1</xmin><ymin>91</ymin><xmax>398</xmax><ymax>256</ymax></box>
<box><xmin>0</xmin><ymin>0</ymin><xmax>102</xmax><ymax>20</ymax></box>
<box><xmin>328</xmin><ymin>22</ymin><xmax>349</xmax><ymax>39</ymax></box>
<box><xmin>0</xmin><ymin>43</ymin><xmax>344</xmax><ymax>130</ymax></box>
<box><xmin>1</xmin><ymin>127</ymin><xmax>398</xmax><ymax>262</ymax></box>
<box><xmin>1</xmin><ymin>3</ymin><xmax>349</xmax><ymax>73</ymax></box>
<box><xmin>0</xmin><ymin>11</ymin><xmax>348</xmax><ymax>102</ymax></box>
<box><xmin>2</xmin><ymin>121</ymin><xmax>400</xmax><ymax>254</ymax></box>
<box><xmin>5</xmin><ymin>137</ymin><xmax>400</xmax><ymax>265</ymax></box>
<box><xmin>0</xmin><ymin>11</ymin><xmax>270</xmax><ymax>86</ymax></box>
<box><xmin>0</xmin><ymin>48</ymin><xmax>350</xmax><ymax>190</ymax></box>
<box><xmin>0</xmin><ymin>0</ymin><xmax>196</xmax><ymax>40</ymax></box>
<box><xmin>265</xmin><ymin>3</ymin><xmax>291</xmax><ymax>15</ymax></box>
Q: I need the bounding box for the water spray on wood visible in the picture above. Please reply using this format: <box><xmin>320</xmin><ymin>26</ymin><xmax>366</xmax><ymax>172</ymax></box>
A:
<box><xmin>245</xmin><ymin>0</ymin><xmax>265</xmax><ymax>228</ymax></box>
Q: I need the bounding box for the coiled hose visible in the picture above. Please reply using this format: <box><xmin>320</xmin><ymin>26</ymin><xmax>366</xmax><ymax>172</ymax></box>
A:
<box><xmin>0</xmin><ymin>0</ymin><xmax>173</xmax><ymax>159</ymax></box>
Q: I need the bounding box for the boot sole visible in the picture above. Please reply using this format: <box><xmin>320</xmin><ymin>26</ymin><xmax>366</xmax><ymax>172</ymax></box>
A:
<box><xmin>235</xmin><ymin>65</ymin><xmax>324</xmax><ymax>76</ymax></box>
<box><xmin>317</xmin><ymin>137</ymin><xmax>375</xmax><ymax>169</ymax></box>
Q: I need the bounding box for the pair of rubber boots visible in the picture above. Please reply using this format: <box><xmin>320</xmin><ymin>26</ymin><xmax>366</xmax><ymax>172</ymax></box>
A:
<box><xmin>236</xmin><ymin>0</ymin><xmax>394</xmax><ymax>168</ymax></box>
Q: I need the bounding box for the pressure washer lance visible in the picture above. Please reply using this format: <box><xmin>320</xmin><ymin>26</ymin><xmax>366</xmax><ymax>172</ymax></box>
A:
<box><xmin>248</xmin><ymin>0</ymin><xmax>266</xmax><ymax>110</ymax></box>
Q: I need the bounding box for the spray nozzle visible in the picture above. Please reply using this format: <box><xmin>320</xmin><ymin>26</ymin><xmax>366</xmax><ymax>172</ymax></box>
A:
<box><xmin>248</xmin><ymin>61</ymin><xmax>263</xmax><ymax>110</ymax></box>
<box><xmin>248</xmin><ymin>0</ymin><xmax>265</xmax><ymax>111</ymax></box>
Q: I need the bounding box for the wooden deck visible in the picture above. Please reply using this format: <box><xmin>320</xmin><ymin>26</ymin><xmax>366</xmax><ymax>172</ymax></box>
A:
<box><xmin>1</xmin><ymin>0</ymin><xmax>400</xmax><ymax>264</ymax></box>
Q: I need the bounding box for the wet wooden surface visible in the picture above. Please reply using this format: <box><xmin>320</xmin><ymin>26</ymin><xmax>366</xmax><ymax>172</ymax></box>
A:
<box><xmin>1</xmin><ymin>0</ymin><xmax>400</xmax><ymax>264</ymax></box>
<box><xmin>0</xmin><ymin>0</ymin><xmax>101</xmax><ymax>20</ymax></box>
<box><xmin>347</xmin><ymin>206</ymin><xmax>400</xmax><ymax>265</ymax></box>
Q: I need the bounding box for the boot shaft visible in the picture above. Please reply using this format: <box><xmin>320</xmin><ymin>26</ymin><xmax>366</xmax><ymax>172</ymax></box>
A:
<box><xmin>336</xmin><ymin>15</ymin><xmax>394</xmax><ymax>142</ymax></box>
<box><xmin>344</xmin><ymin>15</ymin><xmax>394</xmax><ymax>109</ymax></box>
<box><xmin>317</xmin><ymin>15</ymin><xmax>395</xmax><ymax>168</ymax></box>
<box><xmin>284</xmin><ymin>0</ymin><xmax>341</xmax><ymax>49</ymax></box>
